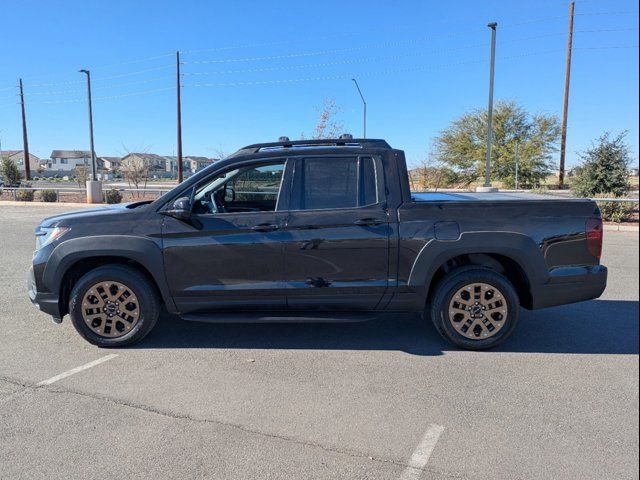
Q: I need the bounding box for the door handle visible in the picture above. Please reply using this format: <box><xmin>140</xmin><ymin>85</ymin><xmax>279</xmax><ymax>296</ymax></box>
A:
<box><xmin>354</xmin><ymin>218</ymin><xmax>383</xmax><ymax>226</ymax></box>
<box><xmin>252</xmin><ymin>223</ymin><xmax>279</xmax><ymax>232</ymax></box>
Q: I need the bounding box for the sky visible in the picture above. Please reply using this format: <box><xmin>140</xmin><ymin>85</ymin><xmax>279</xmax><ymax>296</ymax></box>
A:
<box><xmin>0</xmin><ymin>0</ymin><xmax>638</xmax><ymax>169</ymax></box>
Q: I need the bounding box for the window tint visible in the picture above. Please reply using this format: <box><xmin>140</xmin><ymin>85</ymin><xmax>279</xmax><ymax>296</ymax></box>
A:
<box><xmin>360</xmin><ymin>157</ymin><xmax>378</xmax><ymax>206</ymax></box>
<box><xmin>297</xmin><ymin>157</ymin><xmax>379</xmax><ymax>210</ymax></box>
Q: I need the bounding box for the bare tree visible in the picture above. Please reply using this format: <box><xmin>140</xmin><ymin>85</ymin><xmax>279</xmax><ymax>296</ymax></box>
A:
<box><xmin>73</xmin><ymin>165</ymin><xmax>88</xmax><ymax>188</ymax></box>
<box><xmin>119</xmin><ymin>145</ymin><xmax>152</xmax><ymax>199</ymax></box>
<box><xmin>121</xmin><ymin>155</ymin><xmax>150</xmax><ymax>198</ymax></box>
<box><xmin>210</xmin><ymin>145</ymin><xmax>228</xmax><ymax>160</ymax></box>
<box><xmin>312</xmin><ymin>98</ymin><xmax>345</xmax><ymax>139</ymax></box>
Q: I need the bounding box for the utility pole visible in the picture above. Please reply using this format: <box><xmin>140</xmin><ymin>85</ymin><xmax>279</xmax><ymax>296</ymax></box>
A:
<box><xmin>79</xmin><ymin>69</ymin><xmax>102</xmax><ymax>203</ymax></box>
<box><xmin>479</xmin><ymin>22</ymin><xmax>498</xmax><ymax>192</ymax></box>
<box><xmin>19</xmin><ymin>79</ymin><xmax>31</xmax><ymax>181</ymax></box>
<box><xmin>176</xmin><ymin>51</ymin><xmax>183</xmax><ymax>183</ymax></box>
<box><xmin>514</xmin><ymin>142</ymin><xmax>519</xmax><ymax>191</ymax></box>
<box><xmin>351</xmin><ymin>78</ymin><xmax>367</xmax><ymax>138</ymax></box>
<box><xmin>558</xmin><ymin>1</ymin><xmax>575</xmax><ymax>189</ymax></box>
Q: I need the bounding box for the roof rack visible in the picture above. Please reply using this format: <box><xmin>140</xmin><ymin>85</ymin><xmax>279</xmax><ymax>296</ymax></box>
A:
<box><xmin>230</xmin><ymin>138</ymin><xmax>392</xmax><ymax>157</ymax></box>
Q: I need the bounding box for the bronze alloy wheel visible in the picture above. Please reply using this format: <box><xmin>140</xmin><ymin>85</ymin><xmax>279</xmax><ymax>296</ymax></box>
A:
<box><xmin>81</xmin><ymin>281</ymin><xmax>140</xmax><ymax>338</ymax></box>
<box><xmin>448</xmin><ymin>282</ymin><xmax>508</xmax><ymax>340</ymax></box>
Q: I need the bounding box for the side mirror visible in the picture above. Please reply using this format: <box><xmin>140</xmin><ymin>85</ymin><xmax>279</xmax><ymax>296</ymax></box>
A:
<box><xmin>163</xmin><ymin>196</ymin><xmax>191</xmax><ymax>220</ymax></box>
<box><xmin>224</xmin><ymin>186</ymin><xmax>235</xmax><ymax>203</ymax></box>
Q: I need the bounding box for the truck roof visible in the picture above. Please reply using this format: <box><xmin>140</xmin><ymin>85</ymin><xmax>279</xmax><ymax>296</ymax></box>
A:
<box><xmin>229</xmin><ymin>138</ymin><xmax>392</xmax><ymax>157</ymax></box>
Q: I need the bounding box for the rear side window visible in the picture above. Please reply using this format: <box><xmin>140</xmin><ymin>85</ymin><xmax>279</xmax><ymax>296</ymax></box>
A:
<box><xmin>294</xmin><ymin>157</ymin><xmax>379</xmax><ymax>210</ymax></box>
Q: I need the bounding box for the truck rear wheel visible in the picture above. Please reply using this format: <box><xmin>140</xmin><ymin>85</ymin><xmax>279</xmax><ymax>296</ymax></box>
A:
<box><xmin>69</xmin><ymin>265</ymin><xmax>160</xmax><ymax>347</ymax></box>
<box><xmin>429</xmin><ymin>267</ymin><xmax>519</xmax><ymax>350</ymax></box>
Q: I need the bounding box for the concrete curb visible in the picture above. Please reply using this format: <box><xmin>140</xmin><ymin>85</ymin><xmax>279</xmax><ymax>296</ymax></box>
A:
<box><xmin>0</xmin><ymin>201</ymin><xmax>104</xmax><ymax>208</ymax></box>
<box><xmin>604</xmin><ymin>223</ymin><xmax>639</xmax><ymax>232</ymax></box>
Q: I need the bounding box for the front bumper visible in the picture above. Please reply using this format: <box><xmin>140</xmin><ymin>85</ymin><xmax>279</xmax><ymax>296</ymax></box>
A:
<box><xmin>28</xmin><ymin>266</ymin><xmax>62</xmax><ymax>321</ymax></box>
<box><xmin>531</xmin><ymin>265</ymin><xmax>608</xmax><ymax>310</ymax></box>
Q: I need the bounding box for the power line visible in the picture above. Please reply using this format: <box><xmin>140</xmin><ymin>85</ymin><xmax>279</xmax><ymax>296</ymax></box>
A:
<box><xmin>182</xmin><ymin>31</ymin><xmax>493</xmax><ymax>65</ymax></box>
<box><xmin>183</xmin><ymin>27</ymin><xmax>638</xmax><ymax>66</ymax></box>
<box><xmin>89</xmin><ymin>53</ymin><xmax>174</xmax><ymax>70</ymax></box>
<box><xmin>574</xmin><ymin>44</ymin><xmax>639</xmax><ymax>50</ymax></box>
<box><xmin>27</xmin><ymin>65</ymin><xmax>174</xmax><ymax>88</ymax></box>
<box><xmin>182</xmin><ymin>43</ymin><xmax>489</xmax><ymax>76</ymax></box>
<box><xmin>25</xmin><ymin>87</ymin><xmax>174</xmax><ymax>105</ymax></box>
<box><xmin>182</xmin><ymin>45</ymin><xmax>635</xmax><ymax>89</ymax></box>
<box><xmin>23</xmin><ymin>76</ymin><xmax>174</xmax><ymax>97</ymax></box>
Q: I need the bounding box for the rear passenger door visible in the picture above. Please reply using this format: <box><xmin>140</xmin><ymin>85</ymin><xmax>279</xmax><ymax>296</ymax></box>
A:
<box><xmin>284</xmin><ymin>156</ymin><xmax>390</xmax><ymax>311</ymax></box>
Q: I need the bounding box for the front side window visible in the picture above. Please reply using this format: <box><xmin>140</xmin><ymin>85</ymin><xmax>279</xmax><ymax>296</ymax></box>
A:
<box><xmin>192</xmin><ymin>161</ymin><xmax>285</xmax><ymax>214</ymax></box>
<box><xmin>295</xmin><ymin>157</ymin><xmax>378</xmax><ymax>210</ymax></box>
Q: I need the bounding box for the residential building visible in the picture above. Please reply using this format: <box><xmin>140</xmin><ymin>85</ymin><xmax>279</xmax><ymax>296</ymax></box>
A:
<box><xmin>120</xmin><ymin>153</ymin><xmax>216</xmax><ymax>178</ymax></box>
<box><xmin>166</xmin><ymin>155</ymin><xmax>216</xmax><ymax>174</ymax></box>
<box><xmin>186</xmin><ymin>156</ymin><xmax>215</xmax><ymax>173</ymax></box>
<box><xmin>47</xmin><ymin>150</ymin><xmax>91</xmax><ymax>172</ymax></box>
<box><xmin>121</xmin><ymin>153</ymin><xmax>170</xmax><ymax>173</ymax></box>
<box><xmin>0</xmin><ymin>150</ymin><xmax>41</xmax><ymax>174</ymax></box>
<box><xmin>98</xmin><ymin>156</ymin><xmax>122</xmax><ymax>171</ymax></box>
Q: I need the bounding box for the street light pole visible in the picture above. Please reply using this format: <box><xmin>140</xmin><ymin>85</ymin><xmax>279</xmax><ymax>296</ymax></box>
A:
<box><xmin>351</xmin><ymin>78</ymin><xmax>367</xmax><ymax>138</ymax></box>
<box><xmin>176</xmin><ymin>51</ymin><xmax>183</xmax><ymax>183</ymax></box>
<box><xmin>79</xmin><ymin>69</ymin><xmax>97</xmax><ymax>181</ymax></box>
<box><xmin>79</xmin><ymin>69</ymin><xmax>102</xmax><ymax>203</ymax></box>
<box><xmin>479</xmin><ymin>22</ymin><xmax>498</xmax><ymax>192</ymax></box>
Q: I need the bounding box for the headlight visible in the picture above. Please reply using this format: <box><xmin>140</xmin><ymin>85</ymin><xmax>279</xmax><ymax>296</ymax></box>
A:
<box><xmin>35</xmin><ymin>226</ymin><xmax>70</xmax><ymax>250</ymax></box>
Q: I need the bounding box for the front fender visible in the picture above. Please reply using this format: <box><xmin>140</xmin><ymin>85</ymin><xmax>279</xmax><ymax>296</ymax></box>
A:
<box><xmin>43</xmin><ymin>235</ymin><xmax>176</xmax><ymax>312</ymax></box>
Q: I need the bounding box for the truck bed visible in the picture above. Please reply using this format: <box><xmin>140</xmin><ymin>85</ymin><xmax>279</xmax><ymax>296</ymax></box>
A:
<box><xmin>411</xmin><ymin>191</ymin><xmax>589</xmax><ymax>203</ymax></box>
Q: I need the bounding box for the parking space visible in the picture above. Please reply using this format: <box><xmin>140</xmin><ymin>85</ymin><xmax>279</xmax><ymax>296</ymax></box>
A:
<box><xmin>1</xmin><ymin>204</ymin><xmax>638</xmax><ymax>479</ymax></box>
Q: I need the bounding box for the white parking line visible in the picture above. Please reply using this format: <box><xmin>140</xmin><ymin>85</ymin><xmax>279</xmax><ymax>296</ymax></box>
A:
<box><xmin>36</xmin><ymin>354</ymin><xmax>118</xmax><ymax>386</ymax></box>
<box><xmin>399</xmin><ymin>424</ymin><xmax>445</xmax><ymax>480</ymax></box>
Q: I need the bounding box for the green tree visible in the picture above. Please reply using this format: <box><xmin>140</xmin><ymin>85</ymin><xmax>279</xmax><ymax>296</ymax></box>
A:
<box><xmin>1</xmin><ymin>158</ymin><xmax>21</xmax><ymax>186</ymax></box>
<box><xmin>572</xmin><ymin>132</ymin><xmax>631</xmax><ymax>198</ymax></box>
<box><xmin>434</xmin><ymin>100</ymin><xmax>561</xmax><ymax>188</ymax></box>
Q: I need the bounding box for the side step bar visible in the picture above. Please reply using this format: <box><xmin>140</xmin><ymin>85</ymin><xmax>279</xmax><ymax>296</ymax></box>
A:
<box><xmin>180</xmin><ymin>312</ymin><xmax>378</xmax><ymax>324</ymax></box>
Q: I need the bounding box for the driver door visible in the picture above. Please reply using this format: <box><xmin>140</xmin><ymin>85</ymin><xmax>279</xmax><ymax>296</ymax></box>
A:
<box><xmin>161</xmin><ymin>159</ymin><xmax>292</xmax><ymax>314</ymax></box>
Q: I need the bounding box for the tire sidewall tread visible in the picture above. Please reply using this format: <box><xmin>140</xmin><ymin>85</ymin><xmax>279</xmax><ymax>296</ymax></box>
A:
<box><xmin>429</xmin><ymin>267</ymin><xmax>520</xmax><ymax>350</ymax></box>
<box><xmin>69</xmin><ymin>265</ymin><xmax>160</xmax><ymax>347</ymax></box>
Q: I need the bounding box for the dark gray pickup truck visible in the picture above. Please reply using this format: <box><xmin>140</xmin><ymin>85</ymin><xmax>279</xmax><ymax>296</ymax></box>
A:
<box><xmin>28</xmin><ymin>138</ymin><xmax>607</xmax><ymax>349</ymax></box>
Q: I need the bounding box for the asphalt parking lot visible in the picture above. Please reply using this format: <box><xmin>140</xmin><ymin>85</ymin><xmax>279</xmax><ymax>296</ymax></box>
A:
<box><xmin>0</xmin><ymin>204</ymin><xmax>638</xmax><ymax>480</ymax></box>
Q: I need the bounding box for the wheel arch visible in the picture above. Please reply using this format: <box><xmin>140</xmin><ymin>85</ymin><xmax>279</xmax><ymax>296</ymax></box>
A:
<box><xmin>408</xmin><ymin>232</ymin><xmax>547</xmax><ymax>310</ymax></box>
<box><xmin>43</xmin><ymin>236</ymin><xmax>177</xmax><ymax>316</ymax></box>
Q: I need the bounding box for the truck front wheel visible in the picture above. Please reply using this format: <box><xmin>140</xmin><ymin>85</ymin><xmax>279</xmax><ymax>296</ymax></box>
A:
<box><xmin>429</xmin><ymin>267</ymin><xmax>520</xmax><ymax>350</ymax></box>
<box><xmin>68</xmin><ymin>265</ymin><xmax>160</xmax><ymax>347</ymax></box>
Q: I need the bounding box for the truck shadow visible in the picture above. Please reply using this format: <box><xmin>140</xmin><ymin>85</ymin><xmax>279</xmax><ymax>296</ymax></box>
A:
<box><xmin>138</xmin><ymin>299</ymin><xmax>639</xmax><ymax>355</ymax></box>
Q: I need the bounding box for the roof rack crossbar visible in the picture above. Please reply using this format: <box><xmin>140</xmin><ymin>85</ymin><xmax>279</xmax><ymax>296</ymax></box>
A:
<box><xmin>231</xmin><ymin>138</ymin><xmax>391</xmax><ymax>157</ymax></box>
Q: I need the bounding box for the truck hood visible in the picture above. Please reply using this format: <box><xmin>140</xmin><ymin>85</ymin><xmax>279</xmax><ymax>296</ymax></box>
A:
<box><xmin>39</xmin><ymin>201</ymin><xmax>152</xmax><ymax>228</ymax></box>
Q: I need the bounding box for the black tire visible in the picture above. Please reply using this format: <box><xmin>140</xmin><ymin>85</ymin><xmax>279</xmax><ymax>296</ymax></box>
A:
<box><xmin>69</xmin><ymin>265</ymin><xmax>160</xmax><ymax>347</ymax></box>
<box><xmin>429</xmin><ymin>267</ymin><xmax>520</xmax><ymax>350</ymax></box>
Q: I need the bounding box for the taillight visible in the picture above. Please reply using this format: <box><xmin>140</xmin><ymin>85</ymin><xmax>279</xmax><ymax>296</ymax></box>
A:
<box><xmin>586</xmin><ymin>217</ymin><xmax>603</xmax><ymax>259</ymax></box>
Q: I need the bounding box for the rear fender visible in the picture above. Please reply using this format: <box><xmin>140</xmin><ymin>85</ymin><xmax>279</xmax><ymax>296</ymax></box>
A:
<box><xmin>407</xmin><ymin>231</ymin><xmax>548</xmax><ymax>293</ymax></box>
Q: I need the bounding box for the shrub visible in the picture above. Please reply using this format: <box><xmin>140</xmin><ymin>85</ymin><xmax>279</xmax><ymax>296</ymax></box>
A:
<box><xmin>40</xmin><ymin>189</ymin><xmax>58</xmax><ymax>202</ymax></box>
<box><xmin>595</xmin><ymin>194</ymin><xmax>635</xmax><ymax>223</ymax></box>
<box><xmin>1</xmin><ymin>158</ymin><xmax>21</xmax><ymax>186</ymax></box>
<box><xmin>16</xmin><ymin>189</ymin><xmax>35</xmax><ymax>202</ymax></box>
<box><xmin>573</xmin><ymin>132</ymin><xmax>631</xmax><ymax>198</ymax></box>
<box><xmin>105</xmin><ymin>188</ymin><xmax>123</xmax><ymax>204</ymax></box>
